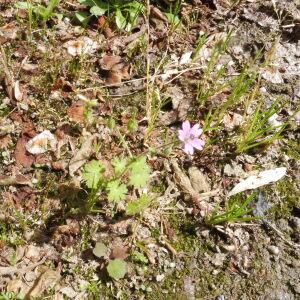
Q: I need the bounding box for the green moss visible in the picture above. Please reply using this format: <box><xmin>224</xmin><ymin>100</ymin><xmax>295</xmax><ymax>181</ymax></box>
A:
<box><xmin>269</xmin><ymin>179</ymin><xmax>300</xmax><ymax>219</ymax></box>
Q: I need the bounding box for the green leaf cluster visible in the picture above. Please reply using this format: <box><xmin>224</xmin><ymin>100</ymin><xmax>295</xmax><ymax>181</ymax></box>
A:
<box><xmin>82</xmin><ymin>155</ymin><xmax>152</xmax><ymax>214</ymax></box>
<box><xmin>15</xmin><ymin>0</ymin><xmax>62</xmax><ymax>23</ymax></box>
<box><xmin>77</xmin><ymin>0</ymin><xmax>144</xmax><ymax>31</ymax></box>
<box><xmin>126</xmin><ymin>194</ymin><xmax>152</xmax><ymax>216</ymax></box>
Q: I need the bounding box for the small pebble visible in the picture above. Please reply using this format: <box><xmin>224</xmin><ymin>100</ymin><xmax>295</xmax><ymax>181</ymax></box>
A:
<box><xmin>268</xmin><ymin>245</ymin><xmax>280</xmax><ymax>255</ymax></box>
<box><xmin>294</xmin><ymin>283</ymin><xmax>300</xmax><ymax>294</ymax></box>
<box><xmin>156</xmin><ymin>274</ymin><xmax>165</xmax><ymax>282</ymax></box>
<box><xmin>290</xmin><ymin>217</ymin><xmax>300</xmax><ymax>233</ymax></box>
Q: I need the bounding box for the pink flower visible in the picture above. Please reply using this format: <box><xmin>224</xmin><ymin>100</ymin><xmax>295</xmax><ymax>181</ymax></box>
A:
<box><xmin>178</xmin><ymin>121</ymin><xmax>205</xmax><ymax>155</ymax></box>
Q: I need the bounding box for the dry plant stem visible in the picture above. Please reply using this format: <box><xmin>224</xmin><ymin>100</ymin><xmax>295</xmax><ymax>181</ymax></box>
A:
<box><xmin>0</xmin><ymin>257</ymin><xmax>47</xmax><ymax>276</ymax></box>
<box><xmin>78</xmin><ymin>66</ymin><xmax>204</xmax><ymax>91</ymax></box>
<box><xmin>263</xmin><ymin>220</ymin><xmax>300</xmax><ymax>249</ymax></box>
<box><xmin>145</xmin><ymin>0</ymin><xmax>151</xmax><ymax>124</ymax></box>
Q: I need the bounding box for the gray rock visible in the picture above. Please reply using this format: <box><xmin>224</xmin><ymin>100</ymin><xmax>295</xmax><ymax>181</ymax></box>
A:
<box><xmin>290</xmin><ymin>217</ymin><xmax>300</xmax><ymax>233</ymax></box>
<box><xmin>268</xmin><ymin>245</ymin><xmax>280</xmax><ymax>255</ymax></box>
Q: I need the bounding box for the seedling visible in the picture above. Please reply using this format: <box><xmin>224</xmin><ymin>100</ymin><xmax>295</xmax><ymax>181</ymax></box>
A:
<box><xmin>93</xmin><ymin>242</ymin><xmax>127</xmax><ymax>280</ymax></box>
<box><xmin>237</xmin><ymin>99</ymin><xmax>287</xmax><ymax>153</ymax></box>
<box><xmin>82</xmin><ymin>155</ymin><xmax>152</xmax><ymax>214</ymax></box>
<box><xmin>15</xmin><ymin>0</ymin><xmax>62</xmax><ymax>24</ymax></box>
<box><xmin>0</xmin><ymin>291</ymin><xmax>24</xmax><ymax>300</ymax></box>
<box><xmin>205</xmin><ymin>192</ymin><xmax>260</xmax><ymax>225</ymax></box>
<box><xmin>76</xmin><ymin>0</ymin><xmax>145</xmax><ymax>31</ymax></box>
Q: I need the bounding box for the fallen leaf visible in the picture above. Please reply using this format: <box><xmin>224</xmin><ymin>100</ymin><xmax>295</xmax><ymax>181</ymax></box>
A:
<box><xmin>14</xmin><ymin>135</ymin><xmax>35</xmax><ymax>167</ymax></box>
<box><xmin>179</xmin><ymin>51</ymin><xmax>193</xmax><ymax>65</ymax></box>
<box><xmin>13</xmin><ymin>80</ymin><xmax>23</xmax><ymax>101</ymax></box>
<box><xmin>68</xmin><ymin>135</ymin><xmax>95</xmax><ymax>176</ymax></box>
<box><xmin>188</xmin><ymin>167</ymin><xmax>210</xmax><ymax>193</ymax></box>
<box><xmin>0</xmin><ymin>22</ymin><xmax>18</xmax><ymax>41</ymax></box>
<box><xmin>99</xmin><ymin>55</ymin><xmax>131</xmax><ymax>85</ymax></box>
<box><xmin>100</xmin><ymin>55</ymin><xmax>122</xmax><ymax>70</ymax></box>
<box><xmin>171</xmin><ymin>159</ymin><xmax>213</xmax><ymax>216</ymax></box>
<box><xmin>25</xmin><ymin>245</ymin><xmax>42</xmax><ymax>262</ymax></box>
<box><xmin>0</xmin><ymin>174</ymin><xmax>31</xmax><ymax>186</ymax></box>
<box><xmin>228</xmin><ymin>167</ymin><xmax>287</xmax><ymax>196</ymax></box>
<box><xmin>52</xmin><ymin>219</ymin><xmax>80</xmax><ymax>249</ymax></box>
<box><xmin>28</xmin><ymin>269</ymin><xmax>61</xmax><ymax>298</ymax></box>
<box><xmin>0</xmin><ymin>135</ymin><xmax>12</xmax><ymax>149</ymax></box>
<box><xmin>67</xmin><ymin>101</ymin><xmax>85</xmax><ymax>123</ymax></box>
<box><xmin>111</xmin><ymin>241</ymin><xmax>129</xmax><ymax>260</ymax></box>
<box><xmin>64</xmin><ymin>37</ymin><xmax>99</xmax><ymax>56</ymax></box>
<box><xmin>26</xmin><ymin>130</ymin><xmax>57</xmax><ymax>154</ymax></box>
<box><xmin>6</xmin><ymin>279</ymin><xmax>31</xmax><ymax>295</ymax></box>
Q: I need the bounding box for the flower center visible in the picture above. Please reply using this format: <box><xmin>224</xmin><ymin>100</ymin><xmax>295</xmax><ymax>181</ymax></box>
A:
<box><xmin>189</xmin><ymin>134</ymin><xmax>195</xmax><ymax>140</ymax></box>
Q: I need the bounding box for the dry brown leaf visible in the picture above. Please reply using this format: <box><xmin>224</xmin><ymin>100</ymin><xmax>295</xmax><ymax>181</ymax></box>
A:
<box><xmin>13</xmin><ymin>80</ymin><xmax>23</xmax><ymax>101</ymax></box>
<box><xmin>0</xmin><ymin>22</ymin><xmax>18</xmax><ymax>41</ymax></box>
<box><xmin>0</xmin><ymin>135</ymin><xmax>12</xmax><ymax>149</ymax></box>
<box><xmin>100</xmin><ymin>54</ymin><xmax>122</xmax><ymax>70</ymax></box>
<box><xmin>68</xmin><ymin>135</ymin><xmax>95</xmax><ymax>176</ymax></box>
<box><xmin>27</xmin><ymin>269</ymin><xmax>61</xmax><ymax>298</ymax></box>
<box><xmin>14</xmin><ymin>135</ymin><xmax>35</xmax><ymax>167</ymax></box>
<box><xmin>188</xmin><ymin>167</ymin><xmax>210</xmax><ymax>193</ymax></box>
<box><xmin>99</xmin><ymin>55</ymin><xmax>131</xmax><ymax>85</ymax></box>
<box><xmin>110</xmin><ymin>241</ymin><xmax>129</xmax><ymax>260</ymax></box>
<box><xmin>109</xmin><ymin>218</ymin><xmax>134</xmax><ymax>235</ymax></box>
<box><xmin>7</xmin><ymin>279</ymin><xmax>31</xmax><ymax>295</ymax></box>
<box><xmin>0</xmin><ymin>174</ymin><xmax>32</xmax><ymax>186</ymax></box>
<box><xmin>67</xmin><ymin>101</ymin><xmax>85</xmax><ymax>123</ymax></box>
<box><xmin>171</xmin><ymin>159</ymin><xmax>213</xmax><ymax>216</ymax></box>
<box><xmin>52</xmin><ymin>219</ymin><xmax>80</xmax><ymax>250</ymax></box>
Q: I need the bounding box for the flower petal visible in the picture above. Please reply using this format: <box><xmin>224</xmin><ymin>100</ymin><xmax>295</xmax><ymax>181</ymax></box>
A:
<box><xmin>178</xmin><ymin>130</ymin><xmax>188</xmax><ymax>142</ymax></box>
<box><xmin>189</xmin><ymin>138</ymin><xmax>205</xmax><ymax>150</ymax></box>
<box><xmin>190</xmin><ymin>124</ymin><xmax>203</xmax><ymax>137</ymax></box>
<box><xmin>182</xmin><ymin>121</ymin><xmax>191</xmax><ymax>133</ymax></box>
<box><xmin>184</xmin><ymin>143</ymin><xmax>194</xmax><ymax>155</ymax></box>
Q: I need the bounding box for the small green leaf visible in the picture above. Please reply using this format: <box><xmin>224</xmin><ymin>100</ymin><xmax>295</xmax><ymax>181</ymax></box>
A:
<box><xmin>107</xmin><ymin>259</ymin><xmax>127</xmax><ymax>280</ymax></box>
<box><xmin>93</xmin><ymin>242</ymin><xmax>108</xmax><ymax>258</ymax></box>
<box><xmin>107</xmin><ymin>117</ymin><xmax>116</xmax><ymax>130</ymax></box>
<box><xmin>165</xmin><ymin>13</ymin><xmax>181</xmax><ymax>26</ymax></box>
<box><xmin>115</xmin><ymin>9</ymin><xmax>127</xmax><ymax>30</ymax></box>
<box><xmin>83</xmin><ymin>160</ymin><xmax>105</xmax><ymax>189</ymax></box>
<box><xmin>107</xmin><ymin>180</ymin><xmax>128</xmax><ymax>202</ymax></box>
<box><xmin>90</xmin><ymin>5</ymin><xmax>106</xmax><ymax>16</ymax></box>
<box><xmin>15</xmin><ymin>2</ymin><xmax>32</xmax><ymax>9</ymax></box>
<box><xmin>75</xmin><ymin>11</ymin><xmax>91</xmax><ymax>26</ymax></box>
<box><xmin>129</xmin><ymin>170</ymin><xmax>149</xmax><ymax>188</ymax></box>
<box><xmin>126</xmin><ymin>194</ymin><xmax>152</xmax><ymax>216</ymax></box>
<box><xmin>131</xmin><ymin>251</ymin><xmax>148</xmax><ymax>264</ymax></box>
<box><xmin>112</xmin><ymin>157</ymin><xmax>127</xmax><ymax>175</ymax></box>
<box><xmin>127</xmin><ymin>118</ymin><xmax>138</xmax><ymax>132</ymax></box>
<box><xmin>129</xmin><ymin>156</ymin><xmax>151</xmax><ymax>188</ymax></box>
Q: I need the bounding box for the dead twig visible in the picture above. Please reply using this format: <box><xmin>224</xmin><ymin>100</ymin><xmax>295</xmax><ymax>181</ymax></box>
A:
<box><xmin>0</xmin><ymin>257</ymin><xmax>47</xmax><ymax>276</ymax></box>
<box><xmin>263</xmin><ymin>220</ymin><xmax>300</xmax><ymax>249</ymax></box>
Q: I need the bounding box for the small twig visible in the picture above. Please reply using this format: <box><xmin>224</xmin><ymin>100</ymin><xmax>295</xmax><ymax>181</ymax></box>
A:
<box><xmin>77</xmin><ymin>65</ymin><xmax>204</xmax><ymax>91</ymax></box>
<box><xmin>0</xmin><ymin>257</ymin><xmax>47</xmax><ymax>276</ymax></box>
<box><xmin>263</xmin><ymin>220</ymin><xmax>300</xmax><ymax>249</ymax></box>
